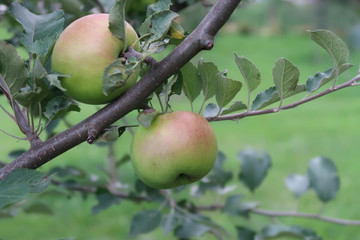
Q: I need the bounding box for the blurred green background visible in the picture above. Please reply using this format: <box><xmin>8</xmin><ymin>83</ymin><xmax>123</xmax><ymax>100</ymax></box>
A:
<box><xmin>0</xmin><ymin>0</ymin><xmax>360</xmax><ymax>239</ymax></box>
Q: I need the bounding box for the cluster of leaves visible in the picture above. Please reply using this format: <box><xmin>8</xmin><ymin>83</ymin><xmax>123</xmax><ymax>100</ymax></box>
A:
<box><xmin>0</xmin><ymin>148</ymin><xmax>342</xmax><ymax>239</ymax></box>
<box><xmin>183</xmin><ymin>29</ymin><xmax>352</xmax><ymax>119</ymax></box>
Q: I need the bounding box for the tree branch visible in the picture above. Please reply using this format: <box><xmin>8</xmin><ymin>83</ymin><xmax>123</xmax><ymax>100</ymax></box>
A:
<box><xmin>0</xmin><ymin>0</ymin><xmax>242</xmax><ymax>180</ymax></box>
<box><xmin>250</xmin><ymin>208</ymin><xmax>360</xmax><ymax>226</ymax></box>
<box><xmin>195</xmin><ymin>204</ymin><xmax>360</xmax><ymax>226</ymax></box>
<box><xmin>207</xmin><ymin>73</ymin><xmax>360</xmax><ymax>122</ymax></box>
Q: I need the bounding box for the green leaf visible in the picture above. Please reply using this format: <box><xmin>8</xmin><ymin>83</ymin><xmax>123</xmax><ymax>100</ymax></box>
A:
<box><xmin>15</xmin><ymin>58</ymin><xmax>50</xmax><ymax>107</ymax></box>
<box><xmin>238</xmin><ymin>149</ymin><xmax>272</xmax><ymax>192</ymax></box>
<box><xmin>221</xmin><ymin>101</ymin><xmax>247</xmax><ymax>115</ymax></box>
<box><xmin>216</xmin><ymin>71</ymin><xmax>242</xmax><ymax>110</ymax></box>
<box><xmin>10</xmin><ymin>2</ymin><xmax>64</xmax><ymax>55</ymax></box>
<box><xmin>307</xmin><ymin>156</ymin><xmax>340</xmax><ymax>203</ymax></box>
<box><xmin>175</xmin><ymin>217</ymin><xmax>210</xmax><ymax>238</ymax></box>
<box><xmin>306</xmin><ymin>64</ymin><xmax>353</xmax><ymax>93</ymax></box>
<box><xmin>180</xmin><ymin>61</ymin><xmax>202</xmax><ymax>103</ymax></box>
<box><xmin>161</xmin><ymin>74</ymin><xmax>183</xmax><ymax>107</ymax></box>
<box><xmin>251</xmin><ymin>84</ymin><xmax>306</xmax><ymax>111</ymax></box>
<box><xmin>102</xmin><ymin>58</ymin><xmax>139</xmax><ymax>96</ymax></box>
<box><xmin>44</xmin><ymin>96</ymin><xmax>80</xmax><ymax>120</ymax></box>
<box><xmin>161</xmin><ymin>209</ymin><xmax>183</xmax><ymax>235</ymax></box>
<box><xmin>0</xmin><ymin>182</ymin><xmax>29</xmax><ymax>210</ymax></box>
<box><xmin>129</xmin><ymin>210</ymin><xmax>162</xmax><ymax>236</ymax></box>
<box><xmin>109</xmin><ymin>0</ymin><xmax>126</xmax><ymax>48</ymax></box>
<box><xmin>198</xmin><ymin>58</ymin><xmax>219</xmax><ymax>101</ymax></box>
<box><xmin>236</xmin><ymin>226</ymin><xmax>256</xmax><ymax>240</ymax></box>
<box><xmin>203</xmin><ymin>103</ymin><xmax>220</xmax><ymax>118</ymax></box>
<box><xmin>0</xmin><ymin>41</ymin><xmax>28</xmax><ymax>96</ymax></box>
<box><xmin>146</xmin><ymin>0</ymin><xmax>172</xmax><ymax>17</ymax></box>
<box><xmin>285</xmin><ymin>173</ymin><xmax>309</xmax><ymax>198</ymax></box>
<box><xmin>234</xmin><ymin>54</ymin><xmax>261</xmax><ymax>93</ymax></box>
<box><xmin>0</xmin><ymin>169</ymin><xmax>52</xmax><ymax>209</ymax></box>
<box><xmin>137</xmin><ymin>109</ymin><xmax>160</xmax><ymax>128</ymax></box>
<box><xmin>309</xmin><ymin>29</ymin><xmax>350</xmax><ymax>67</ymax></box>
<box><xmin>1</xmin><ymin>169</ymin><xmax>52</xmax><ymax>193</ymax></box>
<box><xmin>46</xmin><ymin>73</ymin><xmax>68</xmax><ymax>92</ymax></box>
<box><xmin>92</xmin><ymin>191</ymin><xmax>121</xmax><ymax>215</ymax></box>
<box><xmin>223</xmin><ymin>194</ymin><xmax>258</xmax><ymax>217</ymax></box>
<box><xmin>197</xmin><ymin>151</ymin><xmax>233</xmax><ymax>194</ymax></box>
<box><xmin>94</xmin><ymin>126</ymin><xmax>126</xmax><ymax>145</ymax></box>
<box><xmin>258</xmin><ymin>224</ymin><xmax>322</xmax><ymax>240</ymax></box>
<box><xmin>23</xmin><ymin>201</ymin><xmax>54</xmax><ymax>215</ymax></box>
<box><xmin>272</xmin><ymin>58</ymin><xmax>300</xmax><ymax>102</ymax></box>
<box><xmin>150</xmin><ymin>10</ymin><xmax>179</xmax><ymax>42</ymax></box>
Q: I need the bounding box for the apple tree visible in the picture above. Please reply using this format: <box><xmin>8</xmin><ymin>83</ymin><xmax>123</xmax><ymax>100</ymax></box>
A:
<box><xmin>0</xmin><ymin>0</ymin><xmax>360</xmax><ymax>239</ymax></box>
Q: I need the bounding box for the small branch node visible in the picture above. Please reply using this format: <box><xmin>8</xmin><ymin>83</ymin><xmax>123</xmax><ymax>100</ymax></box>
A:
<box><xmin>200</xmin><ymin>37</ymin><xmax>214</xmax><ymax>50</ymax></box>
<box><xmin>87</xmin><ymin>127</ymin><xmax>97</xmax><ymax>144</ymax></box>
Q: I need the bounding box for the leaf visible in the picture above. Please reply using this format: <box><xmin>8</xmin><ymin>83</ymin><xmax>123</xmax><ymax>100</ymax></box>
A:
<box><xmin>146</xmin><ymin>0</ymin><xmax>172</xmax><ymax>17</ymax></box>
<box><xmin>137</xmin><ymin>109</ymin><xmax>160</xmax><ymax>128</ymax></box>
<box><xmin>197</xmin><ymin>151</ymin><xmax>233</xmax><ymax>194</ymax></box>
<box><xmin>251</xmin><ymin>84</ymin><xmax>306</xmax><ymax>111</ymax></box>
<box><xmin>285</xmin><ymin>173</ymin><xmax>309</xmax><ymax>198</ymax></box>
<box><xmin>272</xmin><ymin>58</ymin><xmax>300</xmax><ymax>102</ymax></box>
<box><xmin>0</xmin><ymin>169</ymin><xmax>52</xmax><ymax>193</ymax></box>
<box><xmin>203</xmin><ymin>103</ymin><xmax>220</xmax><ymax>118</ymax></box>
<box><xmin>0</xmin><ymin>41</ymin><xmax>28</xmax><ymax>96</ymax></box>
<box><xmin>150</xmin><ymin>10</ymin><xmax>179</xmax><ymax>43</ymax></box>
<box><xmin>180</xmin><ymin>61</ymin><xmax>202</xmax><ymax>103</ymax></box>
<box><xmin>234</xmin><ymin>54</ymin><xmax>261</xmax><ymax>93</ymax></box>
<box><xmin>46</xmin><ymin>73</ymin><xmax>68</xmax><ymax>91</ymax></box>
<box><xmin>102</xmin><ymin>58</ymin><xmax>139</xmax><ymax>96</ymax></box>
<box><xmin>306</xmin><ymin>64</ymin><xmax>353</xmax><ymax>93</ymax></box>
<box><xmin>94</xmin><ymin>126</ymin><xmax>126</xmax><ymax>145</ymax></box>
<box><xmin>92</xmin><ymin>191</ymin><xmax>121</xmax><ymax>215</ymax></box>
<box><xmin>168</xmin><ymin>21</ymin><xmax>186</xmax><ymax>39</ymax></box>
<box><xmin>198</xmin><ymin>58</ymin><xmax>219</xmax><ymax>101</ymax></box>
<box><xmin>307</xmin><ymin>156</ymin><xmax>340</xmax><ymax>203</ymax></box>
<box><xmin>216</xmin><ymin>71</ymin><xmax>242</xmax><ymax>110</ymax></box>
<box><xmin>221</xmin><ymin>101</ymin><xmax>247</xmax><ymax>115</ymax></box>
<box><xmin>24</xmin><ymin>201</ymin><xmax>54</xmax><ymax>215</ymax></box>
<box><xmin>238</xmin><ymin>149</ymin><xmax>272</xmax><ymax>192</ymax></box>
<box><xmin>15</xmin><ymin>58</ymin><xmax>50</xmax><ymax>107</ymax></box>
<box><xmin>129</xmin><ymin>210</ymin><xmax>162</xmax><ymax>236</ymax></box>
<box><xmin>44</xmin><ymin>96</ymin><xmax>80</xmax><ymax>120</ymax></box>
<box><xmin>0</xmin><ymin>169</ymin><xmax>52</xmax><ymax>209</ymax></box>
<box><xmin>236</xmin><ymin>226</ymin><xmax>256</xmax><ymax>240</ymax></box>
<box><xmin>174</xmin><ymin>217</ymin><xmax>210</xmax><ymax>238</ymax></box>
<box><xmin>161</xmin><ymin>209</ymin><xmax>183</xmax><ymax>235</ymax></box>
<box><xmin>0</xmin><ymin>182</ymin><xmax>29</xmax><ymax>210</ymax></box>
<box><xmin>309</xmin><ymin>29</ymin><xmax>350</xmax><ymax>67</ymax></box>
<box><xmin>10</xmin><ymin>2</ymin><xmax>64</xmax><ymax>55</ymax></box>
<box><xmin>108</xmin><ymin>0</ymin><xmax>126</xmax><ymax>44</ymax></box>
<box><xmin>258</xmin><ymin>224</ymin><xmax>322</xmax><ymax>240</ymax></box>
<box><xmin>161</xmin><ymin>74</ymin><xmax>183</xmax><ymax>107</ymax></box>
<box><xmin>8</xmin><ymin>149</ymin><xmax>26</xmax><ymax>159</ymax></box>
<box><xmin>223</xmin><ymin>194</ymin><xmax>258</xmax><ymax>217</ymax></box>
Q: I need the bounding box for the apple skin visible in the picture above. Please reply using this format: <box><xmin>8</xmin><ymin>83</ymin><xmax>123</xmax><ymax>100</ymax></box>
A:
<box><xmin>51</xmin><ymin>14</ymin><xmax>139</xmax><ymax>104</ymax></box>
<box><xmin>130</xmin><ymin>111</ymin><xmax>218</xmax><ymax>189</ymax></box>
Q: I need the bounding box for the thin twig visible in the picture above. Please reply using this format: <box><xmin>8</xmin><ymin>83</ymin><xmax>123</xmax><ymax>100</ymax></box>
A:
<box><xmin>195</xmin><ymin>204</ymin><xmax>360</xmax><ymax>226</ymax></box>
<box><xmin>207</xmin><ymin>73</ymin><xmax>360</xmax><ymax>122</ymax></box>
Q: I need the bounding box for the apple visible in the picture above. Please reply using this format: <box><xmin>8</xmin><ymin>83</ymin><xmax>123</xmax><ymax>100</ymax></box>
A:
<box><xmin>130</xmin><ymin>111</ymin><xmax>218</xmax><ymax>189</ymax></box>
<box><xmin>51</xmin><ymin>14</ymin><xmax>140</xmax><ymax>104</ymax></box>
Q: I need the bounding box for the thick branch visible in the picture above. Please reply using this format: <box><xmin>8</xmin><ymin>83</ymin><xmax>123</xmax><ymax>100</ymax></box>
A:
<box><xmin>0</xmin><ymin>0</ymin><xmax>241</xmax><ymax>180</ymax></box>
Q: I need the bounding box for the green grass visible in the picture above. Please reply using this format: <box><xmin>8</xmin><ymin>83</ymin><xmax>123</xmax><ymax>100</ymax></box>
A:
<box><xmin>1</xmin><ymin>32</ymin><xmax>360</xmax><ymax>239</ymax></box>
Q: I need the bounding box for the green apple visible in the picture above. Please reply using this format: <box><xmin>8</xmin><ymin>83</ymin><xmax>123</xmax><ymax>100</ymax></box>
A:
<box><xmin>51</xmin><ymin>13</ymin><xmax>140</xmax><ymax>104</ymax></box>
<box><xmin>130</xmin><ymin>111</ymin><xmax>218</xmax><ymax>189</ymax></box>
